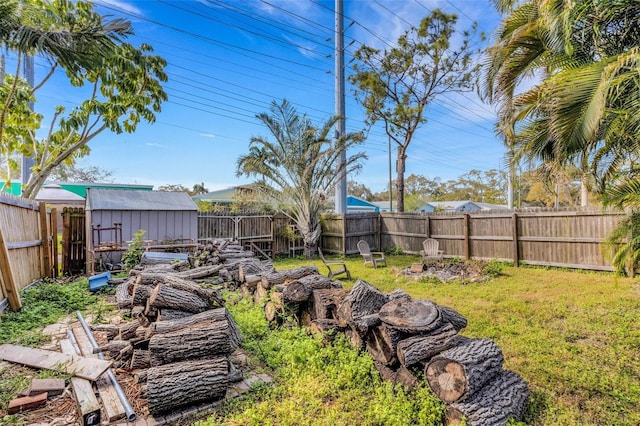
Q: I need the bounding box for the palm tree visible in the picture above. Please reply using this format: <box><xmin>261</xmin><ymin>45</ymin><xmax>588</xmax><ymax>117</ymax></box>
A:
<box><xmin>237</xmin><ymin>99</ymin><xmax>366</xmax><ymax>256</ymax></box>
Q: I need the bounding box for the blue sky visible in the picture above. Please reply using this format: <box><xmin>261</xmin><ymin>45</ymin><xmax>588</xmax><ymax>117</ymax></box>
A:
<box><xmin>27</xmin><ymin>0</ymin><xmax>504</xmax><ymax>193</ymax></box>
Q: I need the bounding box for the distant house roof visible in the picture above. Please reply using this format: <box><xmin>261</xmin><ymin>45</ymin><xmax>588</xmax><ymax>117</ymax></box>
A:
<box><xmin>48</xmin><ymin>182</ymin><xmax>153</xmax><ymax>198</ymax></box>
<box><xmin>35</xmin><ymin>184</ymin><xmax>85</xmax><ymax>203</ymax></box>
<box><xmin>370</xmin><ymin>201</ymin><xmax>396</xmax><ymax>212</ymax></box>
<box><xmin>420</xmin><ymin>200</ymin><xmax>509</xmax><ymax>212</ymax></box>
<box><xmin>346</xmin><ymin>195</ymin><xmax>379</xmax><ymax>212</ymax></box>
<box><xmin>87</xmin><ymin>189</ymin><xmax>197</xmax><ymax>211</ymax></box>
<box><xmin>192</xmin><ymin>185</ymin><xmax>257</xmax><ymax>203</ymax></box>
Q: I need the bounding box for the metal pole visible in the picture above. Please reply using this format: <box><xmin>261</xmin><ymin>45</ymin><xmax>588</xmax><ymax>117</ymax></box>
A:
<box><xmin>388</xmin><ymin>137</ymin><xmax>393</xmax><ymax>212</ymax></box>
<box><xmin>21</xmin><ymin>54</ymin><xmax>35</xmax><ymax>187</ymax></box>
<box><xmin>76</xmin><ymin>311</ymin><xmax>137</xmax><ymax>422</ymax></box>
<box><xmin>334</xmin><ymin>0</ymin><xmax>347</xmax><ymax>213</ymax></box>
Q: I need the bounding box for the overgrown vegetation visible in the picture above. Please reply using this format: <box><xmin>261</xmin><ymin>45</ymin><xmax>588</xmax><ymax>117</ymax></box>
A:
<box><xmin>0</xmin><ymin>279</ymin><xmax>98</xmax><ymax>346</ymax></box>
<box><xmin>198</xmin><ymin>299</ymin><xmax>445</xmax><ymax>426</ymax></box>
<box><xmin>121</xmin><ymin>229</ymin><xmax>146</xmax><ymax>270</ymax></box>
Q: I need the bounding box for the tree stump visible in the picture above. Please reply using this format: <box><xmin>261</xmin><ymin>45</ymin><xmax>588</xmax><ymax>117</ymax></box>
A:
<box><xmin>425</xmin><ymin>338</ymin><xmax>504</xmax><ymax>403</ymax></box>
<box><xmin>147</xmin><ymin>358</ymin><xmax>229</xmax><ymax>414</ymax></box>
<box><xmin>446</xmin><ymin>370</ymin><xmax>529</xmax><ymax>426</ymax></box>
<box><xmin>396</xmin><ymin>323</ymin><xmax>461</xmax><ymax>367</ymax></box>
<box><xmin>378</xmin><ymin>298</ymin><xmax>441</xmax><ymax>333</ymax></box>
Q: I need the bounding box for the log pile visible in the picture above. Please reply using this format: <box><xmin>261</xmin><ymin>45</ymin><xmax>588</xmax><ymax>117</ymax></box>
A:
<box><xmin>262</xmin><ymin>278</ymin><xmax>529</xmax><ymax>426</ymax></box>
<box><xmin>99</xmin><ymin>249</ymin><xmax>246</xmax><ymax>415</ymax></box>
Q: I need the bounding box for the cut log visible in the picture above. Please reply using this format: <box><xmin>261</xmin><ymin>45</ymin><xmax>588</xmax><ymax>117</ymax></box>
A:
<box><xmin>312</xmin><ymin>288</ymin><xmax>347</xmax><ymax>320</ymax></box>
<box><xmin>365</xmin><ymin>324</ymin><xmax>405</xmax><ymax>366</ymax></box>
<box><xmin>157</xmin><ymin>308</ymin><xmax>192</xmax><ymax>321</ymax></box>
<box><xmin>119</xmin><ymin>321</ymin><xmax>139</xmax><ymax>340</ymax></box>
<box><xmin>158</xmin><ymin>275</ymin><xmax>224</xmax><ymax>307</ymax></box>
<box><xmin>132</xmin><ymin>284</ymin><xmax>153</xmax><ymax>306</ymax></box>
<box><xmin>243</xmin><ymin>274</ymin><xmax>262</xmax><ymax>289</ymax></box>
<box><xmin>174</xmin><ymin>264</ymin><xmax>223</xmax><ymax>280</ymax></box>
<box><xmin>397</xmin><ymin>324</ymin><xmax>462</xmax><ymax>367</ymax></box>
<box><xmin>446</xmin><ymin>370</ymin><xmax>529</xmax><ymax>426</ymax></box>
<box><xmin>355</xmin><ymin>313</ymin><xmax>381</xmax><ymax>334</ymax></box>
<box><xmin>148</xmin><ymin>313</ymin><xmax>242</xmax><ymax>366</ymax></box>
<box><xmin>310</xmin><ymin>319</ymin><xmax>343</xmax><ymax>336</ymax></box>
<box><xmin>425</xmin><ymin>338</ymin><xmax>504</xmax><ymax>403</ymax></box>
<box><xmin>348</xmin><ymin>280</ymin><xmax>388</xmax><ymax>320</ymax></box>
<box><xmin>93</xmin><ymin>340</ymin><xmax>131</xmax><ymax>357</ymax></box>
<box><xmin>387</xmin><ymin>289</ymin><xmax>411</xmax><ymax>301</ymax></box>
<box><xmin>130</xmin><ymin>349</ymin><xmax>151</xmax><ymax>370</ymax></box>
<box><xmin>344</xmin><ymin>327</ymin><xmax>364</xmax><ymax>350</ymax></box>
<box><xmin>283</xmin><ymin>274</ymin><xmax>342</xmax><ymax>303</ymax></box>
<box><xmin>439</xmin><ymin>305</ymin><xmax>468</xmax><ymax>332</ymax></box>
<box><xmin>116</xmin><ymin>282</ymin><xmax>132</xmax><ymax>310</ymax></box>
<box><xmin>253</xmin><ymin>281</ymin><xmax>269</xmax><ymax>305</ymax></box>
<box><xmin>131</xmin><ymin>305</ymin><xmax>150</xmax><ymax>327</ymax></box>
<box><xmin>374</xmin><ymin>361</ymin><xmax>420</xmax><ymax>390</ymax></box>
<box><xmin>379</xmin><ymin>298</ymin><xmax>442</xmax><ymax>333</ymax></box>
<box><xmin>147</xmin><ymin>357</ymin><xmax>229</xmax><ymax>415</ymax></box>
<box><xmin>282</xmin><ymin>281</ymin><xmax>312</xmax><ymax>302</ymax></box>
<box><xmin>260</xmin><ymin>266</ymin><xmax>319</xmax><ymax>289</ymax></box>
<box><xmin>150</xmin><ymin>308</ymin><xmax>236</xmax><ymax>336</ymax></box>
<box><xmin>89</xmin><ymin>324</ymin><xmax>119</xmax><ymax>341</ymax></box>
<box><xmin>133</xmin><ymin>369</ymin><xmax>148</xmax><ymax>384</ymax></box>
<box><xmin>264</xmin><ymin>301</ymin><xmax>282</xmax><ymax>323</ymax></box>
<box><xmin>238</xmin><ymin>261</ymin><xmax>274</xmax><ymax>283</ymax></box>
<box><xmin>148</xmin><ymin>284</ymin><xmax>210</xmax><ymax>313</ymax></box>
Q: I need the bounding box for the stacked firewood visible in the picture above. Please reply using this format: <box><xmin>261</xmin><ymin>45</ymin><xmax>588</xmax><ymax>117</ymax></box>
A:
<box><xmin>261</xmin><ymin>278</ymin><xmax>529</xmax><ymax>426</ymax></box>
<box><xmin>102</xmin><ymin>258</ymin><xmax>243</xmax><ymax>415</ymax></box>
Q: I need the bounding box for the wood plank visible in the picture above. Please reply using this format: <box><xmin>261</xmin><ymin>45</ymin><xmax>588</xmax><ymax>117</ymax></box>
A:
<box><xmin>60</xmin><ymin>339</ymin><xmax>101</xmax><ymax>426</ymax></box>
<box><xmin>71</xmin><ymin>325</ymin><xmax>126</xmax><ymax>423</ymax></box>
<box><xmin>0</xmin><ymin>226</ymin><xmax>21</xmax><ymax>310</ymax></box>
<box><xmin>6</xmin><ymin>240</ymin><xmax>42</xmax><ymax>250</ymax></box>
<box><xmin>28</xmin><ymin>378</ymin><xmax>66</xmax><ymax>396</ymax></box>
<box><xmin>0</xmin><ymin>344</ymin><xmax>111</xmax><ymax>381</ymax></box>
<box><xmin>39</xmin><ymin>202</ymin><xmax>51</xmax><ymax>279</ymax></box>
<box><xmin>7</xmin><ymin>392</ymin><xmax>48</xmax><ymax>414</ymax></box>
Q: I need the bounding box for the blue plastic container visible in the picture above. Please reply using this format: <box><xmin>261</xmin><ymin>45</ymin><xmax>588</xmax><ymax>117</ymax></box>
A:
<box><xmin>88</xmin><ymin>271</ymin><xmax>111</xmax><ymax>292</ymax></box>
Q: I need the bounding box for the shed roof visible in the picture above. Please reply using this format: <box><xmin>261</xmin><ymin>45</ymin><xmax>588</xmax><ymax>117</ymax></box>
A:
<box><xmin>87</xmin><ymin>189</ymin><xmax>197</xmax><ymax>211</ymax></box>
<box><xmin>35</xmin><ymin>184</ymin><xmax>85</xmax><ymax>202</ymax></box>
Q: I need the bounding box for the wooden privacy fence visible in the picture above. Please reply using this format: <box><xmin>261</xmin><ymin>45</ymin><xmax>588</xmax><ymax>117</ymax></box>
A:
<box><xmin>0</xmin><ymin>194</ymin><xmax>57</xmax><ymax>311</ymax></box>
<box><xmin>321</xmin><ymin>208</ymin><xmax>626</xmax><ymax>271</ymax></box>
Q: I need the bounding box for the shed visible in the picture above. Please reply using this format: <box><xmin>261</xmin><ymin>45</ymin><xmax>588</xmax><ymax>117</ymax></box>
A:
<box><xmin>85</xmin><ymin>189</ymin><xmax>198</xmax><ymax>272</ymax></box>
<box><xmin>35</xmin><ymin>184</ymin><xmax>85</xmax><ymax>232</ymax></box>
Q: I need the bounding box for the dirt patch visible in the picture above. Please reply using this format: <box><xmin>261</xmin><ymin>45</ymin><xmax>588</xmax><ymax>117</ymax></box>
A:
<box><xmin>399</xmin><ymin>260</ymin><xmax>496</xmax><ymax>283</ymax></box>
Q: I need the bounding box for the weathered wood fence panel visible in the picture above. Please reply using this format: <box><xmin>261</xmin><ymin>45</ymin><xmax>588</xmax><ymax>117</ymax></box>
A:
<box><xmin>61</xmin><ymin>207</ymin><xmax>86</xmax><ymax>275</ymax></box>
<box><xmin>0</xmin><ymin>194</ymin><xmax>56</xmax><ymax>311</ymax></box>
<box><xmin>321</xmin><ymin>208</ymin><xmax>625</xmax><ymax>271</ymax></box>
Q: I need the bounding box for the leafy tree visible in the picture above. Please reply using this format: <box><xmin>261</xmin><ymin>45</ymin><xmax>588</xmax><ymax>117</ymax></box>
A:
<box><xmin>441</xmin><ymin>169</ymin><xmax>507</xmax><ymax>204</ymax></box>
<box><xmin>349</xmin><ymin>9</ymin><xmax>481</xmax><ymax>212</ymax></box>
<box><xmin>347</xmin><ymin>180</ymin><xmax>373</xmax><ymax>201</ymax></box>
<box><xmin>49</xmin><ymin>164</ymin><xmax>114</xmax><ymax>183</ymax></box>
<box><xmin>1</xmin><ymin>0</ymin><xmax>167</xmax><ymax>199</ymax></box>
<box><xmin>157</xmin><ymin>184</ymin><xmax>190</xmax><ymax>192</ymax></box>
<box><xmin>190</xmin><ymin>182</ymin><xmax>209</xmax><ymax>196</ymax></box>
<box><xmin>236</xmin><ymin>99</ymin><xmax>366</xmax><ymax>256</ymax></box>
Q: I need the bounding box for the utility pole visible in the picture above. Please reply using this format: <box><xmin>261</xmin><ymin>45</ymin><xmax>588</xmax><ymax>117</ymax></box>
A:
<box><xmin>21</xmin><ymin>54</ymin><xmax>35</xmax><ymax>190</ymax></box>
<box><xmin>334</xmin><ymin>0</ymin><xmax>347</xmax><ymax>214</ymax></box>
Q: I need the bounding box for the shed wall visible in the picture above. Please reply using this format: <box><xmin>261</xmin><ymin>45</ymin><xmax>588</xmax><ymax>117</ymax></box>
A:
<box><xmin>89</xmin><ymin>209</ymin><xmax>197</xmax><ymax>243</ymax></box>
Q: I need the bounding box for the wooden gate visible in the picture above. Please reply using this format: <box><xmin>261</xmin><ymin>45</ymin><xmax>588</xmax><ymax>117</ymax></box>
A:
<box><xmin>61</xmin><ymin>207</ymin><xmax>86</xmax><ymax>275</ymax></box>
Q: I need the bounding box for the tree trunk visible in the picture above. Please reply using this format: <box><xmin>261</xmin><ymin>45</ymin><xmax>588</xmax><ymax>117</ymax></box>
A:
<box><xmin>425</xmin><ymin>338</ymin><xmax>504</xmax><ymax>403</ymax></box>
<box><xmin>260</xmin><ymin>266</ymin><xmax>319</xmax><ymax>289</ymax></box>
<box><xmin>253</xmin><ymin>281</ymin><xmax>269</xmax><ymax>305</ymax></box>
<box><xmin>157</xmin><ymin>274</ymin><xmax>223</xmax><ymax>307</ymax></box>
<box><xmin>150</xmin><ymin>308</ymin><xmax>236</xmax><ymax>337</ymax></box>
<box><xmin>312</xmin><ymin>288</ymin><xmax>347</xmax><ymax>320</ymax></box>
<box><xmin>397</xmin><ymin>324</ymin><xmax>462</xmax><ymax>367</ymax></box>
<box><xmin>283</xmin><ymin>275</ymin><xmax>340</xmax><ymax>303</ymax></box>
<box><xmin>132</xmin><ymin>284</ymin><xmax>153</xmax><ymax>307</ymax></box>
<box><xmin>157</xmin><ymin>308</ymin><xmax>192</xmax><ymax>322</ymax></box>
<box><xmin>147</xmin><ymin>358</ymin><xmax>229</xmax><ymax>415</ymax></box>
<box><xmin>148</xmin><ymin>315</ymin><xmax>241</xmax><ymax>366</ymax></box>
<box><xmin>379</xmin><ymin>298</ymin><xmax>441</xmax><ymax>333</ymax></box>
<box><xmin>148</xmin><ymin>284</ymin><xmax>210</xmax><ymax>314</ymax></box>
<box><xmin>119</xmin><ymin>322</ymin><xmax>139</xmax><ymax>340</ymax></box>
<box><xmin>116</xmin><ymin>282</ymin><xmax>133</xmax><ymax>310</ymax></box>
<box><xmin>446</xmin><ymin>370</ymin><xmax>529</xmax><ymax>426</ymax></box>
<box><xmin>396</xmin><ymin>145</ymin><xmax>408</xmax><ymax>212</ymax></box>
<box><xmin>439</xmin><ymin>305</ymin><xmax>468</xmax><ymax>332</ymax></box>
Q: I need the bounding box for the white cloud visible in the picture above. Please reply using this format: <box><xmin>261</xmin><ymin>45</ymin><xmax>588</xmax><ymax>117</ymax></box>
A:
<box><xmin>199</xmin><ymin>133</ymin><xmax>216</xmax><ymax>139</ymax></box>
<box><xmin>145</xmin><ymin>142</ymin><xmax>165</xmax><ymax>148</ymax></box>
<box><xmin>99</xmin><ymin>0</ymin><xmax>143</xmax><ymax>16</ymax></box>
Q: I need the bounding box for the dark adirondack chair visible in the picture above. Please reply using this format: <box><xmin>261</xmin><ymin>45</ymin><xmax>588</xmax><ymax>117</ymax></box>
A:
<box><xmin>318</xmin><ymin>248</ymin><xmax>351</xmax><ymax>279</ymax></box>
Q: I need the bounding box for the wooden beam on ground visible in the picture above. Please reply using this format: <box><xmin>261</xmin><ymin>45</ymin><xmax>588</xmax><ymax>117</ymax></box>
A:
<box><xmin>0</xmin><ymin>344</ymin><xmax>111</xmax><ymax>381</ymax></box>
<box><xmin>0</xmin><ymin>226</ymin><xmax>21</xmax><ymax>311</ymax></box>
<box><xmin>71</xmin><ymin>325</ymin><xmax>126</xmax><ymax>423</ymax></box>
<box><xmin>59</xmin><ymin>339</ymin><xmax>101</xmax><ymax>426</ymax></box>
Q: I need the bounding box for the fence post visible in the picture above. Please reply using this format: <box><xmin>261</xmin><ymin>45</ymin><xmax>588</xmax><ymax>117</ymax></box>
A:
<box><xmin>51</xmin><ymin>208</ymin><xmax>58</xmax><ymax>277</ymax></box>
<box><xmin>0</xmin><ymin>226</ymin><xmax>21</xmax><ymax>310</ymax></box>
<box><xmin>39</xmin><ymin>202</ymin><xmax>52</xmax><ymax>278</ymax></box>
<box><xmin>425</xmin><ymin>215</ymin><xmax>430</xmax><ymax>238</ymax></box>
<box><xmin>463</xmin><ymin>213</ymin><xmax>470</xmax><ymax>260</ymax></box>
<box><xmin>512</xmin><ymin>212</ymin><xmax>519</xmax><ymax>267</ymax></box>
<box><xmin>342</xmin><ymin>214</ymin><xmax>347</xmax><ymax>255</ymax></box>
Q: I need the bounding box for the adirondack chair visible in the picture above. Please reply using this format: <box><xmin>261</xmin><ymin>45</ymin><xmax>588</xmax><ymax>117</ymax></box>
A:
<box><xmin>357</xmin><ymin>240</ymin><xmax>387</xmax><ymax>268</ymax></box>
<box><xmin>420</xmin><ymin>238</ymin><xmax>444</xmax><ymax>264</ymax></box>
<box><xmin>318</xmin><ymin>248</ymin><xmax>351</xmax><ymax>279</ymax></box>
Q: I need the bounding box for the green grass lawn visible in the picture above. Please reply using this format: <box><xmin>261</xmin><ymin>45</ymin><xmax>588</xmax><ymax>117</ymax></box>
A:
<box><xmin>213</xmin><ymin>254</ymin><xmax>640</xmax><ymax>426</ymax></box>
